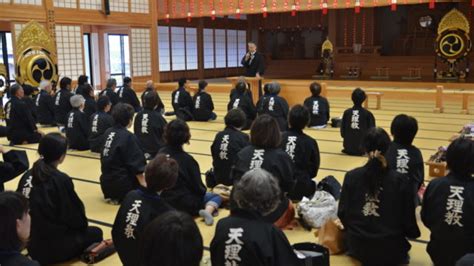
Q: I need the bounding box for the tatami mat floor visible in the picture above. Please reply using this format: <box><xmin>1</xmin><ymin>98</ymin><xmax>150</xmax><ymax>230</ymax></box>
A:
<box><xmin>2</xmin><ymin>90</ymin><xmax>473</xmax><ymax>265</ymax></box>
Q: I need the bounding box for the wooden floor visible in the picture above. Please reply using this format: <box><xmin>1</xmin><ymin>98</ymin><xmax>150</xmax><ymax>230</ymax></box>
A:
<box><xmin>2</xmin><ymin>90</ymin><xmax>473</xmax><ymax>265</ymax></box>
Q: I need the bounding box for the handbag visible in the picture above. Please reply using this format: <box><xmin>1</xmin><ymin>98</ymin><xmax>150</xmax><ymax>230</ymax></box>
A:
<box><xmin>80</xmin><ymin>239</ymin><xmax>116</xmax><ymax>264</ymax></box>
<box><xmin>318</xmin><ymin>218</ymin><xmax>346</xmax><ymax>255</ymax></box>
<box><xmin>317</xmin><ymin>175</ymin><xmax>342</xmax><ymax>200</ymax></box>
<box><xmin>205</xmin><ymin>168</ymin><xmax>217</xmax><ymax>188</ymax></box>
<box><xmin>331</xmin><ymin>118</ymin><xmax>342</xmax><ymax>128</ymax></box>
<box><xmin>293</xmin><ymin>242</ymin><xmax>330</xmax><ymax>266</ymax></box>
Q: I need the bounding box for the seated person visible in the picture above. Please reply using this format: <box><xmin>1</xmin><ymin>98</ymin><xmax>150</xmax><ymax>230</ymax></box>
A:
<box><xmin>74</xmin><ymin>75</ymin><xmax>89</xmax><ymax>96</ymax></box>
<box><xmin>227</xmin><ymin>81</ymin><xmax>256</xmax><ymax>130</ymax></box>
<box><xmin>0</xmin><ymin>145</ymin><xmax>29</xmax><ymax>192</ymax></box>
<box><xmin>386</xmin><ymin>114</ymin><xmax>424</xmax><ymax>194</ymax></box>
<box><xmin>0</xmin><ymin>191</ymin><xmax>40</xmax><ymax>266</ymax></box>
<box><xmin>257</xmin><ymin>82</ymin><xmax>289</xmax><ymax>131</ymax></box>
<box><xmin>141</xmin><ymin>80</ymin><xmax>164</xmax><ymax>114</ymax></box>
<box><xmin>421</xmin><ymin>138</ymin><xmax>474</xmax><ymax>266</ymax></box>
<box><xmin>82</xmin><ymin>84</ymin><xmax>97</xmax><ymax>122</ymax></box>
<box><xmin>281</xmin><ymin>105</ymin><xmax>320</xmax><ymax>201</ymax></box>
<box><xmin>7</xmin><ymin>84</ymin><xmax>42</xmax><ymax>145</ymax></box>
<box><xmin>160</xmin><ymin>120</ymin><xmax>222</xmax><ymax>225</ymax></box>
<box><xmin>231</xmin><ymin>115</ymin><xmax>295</xmax><ymax>227</ymax></box>
<box><xmin>65</xmin><ymin>95</ymin><xmax>90</xmax><ymax>151</ymax></box>
<box><xmin>99</xmin><ymin>78</ymin><xmax>120</xmax><ymax>109</ymax></box>
<box><xmin>303</xmin><ymin>82</ymin><xmax>330</xmax><ymax>128</ymax></box>
<box><xmin>229</xmin><ymin>77</ymin><xmax>253</xmax><ymax>103</ymax></box>
<box><xmin>192</xmin><ymin>80</ymin><xmax>216</xmax><ymax>121</ymax></box>
<box><xmin>100</xmin><ymin>103</ymin><xmax>147</xmax><ymax>203</ymax></box>
<box><xmin>112</xmin><ymin>154</ymin><xmax>178</xmax><ymax>266</ymax></box>
<box><xmin>341</xmin><ymin>88</ymin><xmax>376</xmax><ymax>156</ymax></box>
<box><xmin>140</xmin><ymin>211</ymin><xmax>203</xmax><ymax>266</ymax></box>
<box><xmin>211</xmin><ymin>169</ymin><xmax>300</xmax><ymax>266</ymax></box>
<box><xmin>171</xmin><ymin>78</ymin><xmax>194</xmax><ymax>121</ymax></box>
<box><xmin>22</xmin><ymin>85</ymin><xmax>38</xmax><ymax>124</ymax></box>
<box><xmin>16</xmin><ymin>133</ymin><xmax>103</xmax><ymax>265</ymax></box>
<box><xmin>53</xmin><ymin>77</ymin><xmax>73</xmax><ymax>127</ymax></box>
<box><xmin>117</xmin><ymin>77</ymin><xmax>141</xmax><ymax>112</ymax></box>
<box><xmin>210</xmin><ymin>109</ymin><xmax>249</xmax><ymax>186</ymax></box>
<box><xmin>134</xmin><ymin>91</ymin><xmax>167</xmax><ymax>160</ymax></box>
<box><xmin>338</xmin><ymin>127</ymin><xmax>420</xmax><ymax>266</ymax></box>
<box><xmin>89</xmin><ymin>96</ymin><xmax>114</xmax><ymax>153</ymax></box>
<box><xmin>35</xmin><ymin>80</ymin><xmax>55</xmax><ymax>126</ymax></box>
<box><xmin>256</xmin><ymin>83</ymin><xmax>271</xmax><ymax>116</ymax></box>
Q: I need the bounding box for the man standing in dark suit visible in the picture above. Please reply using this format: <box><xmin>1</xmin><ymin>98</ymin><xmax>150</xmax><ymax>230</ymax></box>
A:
<box><xmin>241</xmin><ymin>42</ymin><xmax>265</xmax><ymax>78</ymax></box>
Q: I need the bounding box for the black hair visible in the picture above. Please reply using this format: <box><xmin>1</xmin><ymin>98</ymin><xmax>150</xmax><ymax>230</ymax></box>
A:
<box><xmin>22</xmin><ymin>84</ymin><xmax>35</xmax><ymax>96</ymax></box>
<box><xmin>236</xmin><ymin>82</ymin><xmax>247</xmax><ymax>95</ymax></box>
<box><xmin>250</xmin><ymin>114</ymin><xmax>281</xmax><ymax>148</ymax></box>
<box><xmin>123</xmin><ymin>77</ymin><xmax>132</xmax><ymax>86</ymax></box>
<box><xmin>32</xmin><ymin>133</ymin><xmax>68</xmax><ymax>183</ymax></box>
<box><xmin>0</xmin><ymin>191</ymin><xmax>29</xmax><ymax>251</ymax></box>
<box><xmin>140</xmin><ymin>211</ymin><xmax>203</xmax><ymax>266</ymax></box>
<box><xmin>164</xmin><ymin>119</ymin><xmax>191</xmax><ymax>147</ymax></box>
<box><xmin>10</xmin><ymin>84</ymin><xmax>22</xmax><ymax>97</ymax></box>
<box><xmin>178</xmin><ymin>78</ymin><xmax>187</xmax><ymax>87</ymax></box>
<box><xmin>263</xmin><ymin>83</ymin><xmax>272</xmax><ymax>95</ymax></box>
<box><xmin>112</xmin><ymin>103</ymin><xmax>135</xmax><ymax>127</ymax></box>
<box><xmin>78</xmin><ymin>75</ymin><xmax>88</xmax><ymax>86</ymax></box>
<box><xmin>289</xmin><ymin>104</ymin><xmax>310</xmax><ymax>130</ymax></box>
<box><xmin>143</xmin><ymin>91</ymin><xmax>158</xmax><ymax>110</ymax></box>
<box><xmin>97</xmin><ymin>96</ymin><xmax>111</xmax><ymax>111</ymax></box>
<box><xmin>145</xmin><ymin>154</ymin><xmax>179</xmax><ymax>193</ymax></box>
<box><xmin>390</xmin><ymin>114</ymin><xmax>418</xmax><ymax>146</ymax></box>
<box><xmin>352</xmin><ymin>88</ymin><xmax>366</xmax><ymax>106</ymax></box>
<box><xmin>82</xmin><ymin>84</ymin><xmax>94</xmax><ymax>97</ymax></box>
<box><xmin>363</xmin><ymin>127</ymin><xmax>391</xmax><ymax>197</ymax></box>
<box><xmin>198</xmin><ymin>80</ymin><xmax>208</xmax><ymax>92</ymax></box>
<box><xmin>224</xmin><ymin>109</ymin><xmax>246</xmax><ymax>129</ymax></box>
<box><xmin>446</xmin><ymin>138</ymin><xmax>474</xmax><ymax>178</ymax></box>
<box><xmin>59</xmin><ymin>77</ymin><xmax>72</xmax><ymax>90</ymax></box>
<box><xmin>310</xmin><ymin>82</ymin><xmax>321</xmax><ymax>97</ymax></box>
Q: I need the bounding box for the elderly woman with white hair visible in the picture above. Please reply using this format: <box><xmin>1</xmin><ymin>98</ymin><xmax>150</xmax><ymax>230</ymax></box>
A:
<box><xmin>141</xmin><ymin>80</ymin><xmax>164</xmax><ymax>114</ymax></box>
<box><xmin>259</xmin><ymin>81</ymin><xmax>289</xmax><ymax>131</ymax></box>
<box><xmin>210</xmin><ymin>168</ymin><xmax>300</xmax><ymax>265</ymax></box>
<box><xmin>35</xmin><ymin>80</ymin><xmax>56</xmax><ymax>126</ymax></box>
<box><xmin>65</xmin><ymin>94</ymin><xmax>90</xmax><ymax>150</ymax></box>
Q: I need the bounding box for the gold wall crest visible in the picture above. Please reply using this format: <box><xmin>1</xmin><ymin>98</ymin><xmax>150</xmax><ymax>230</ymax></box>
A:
<box><xmin>321</xmin><ymin>38</ymin><xmax>334</xmax><ymax>53</ymax></box>
<box><xmin>435</xmin><ymin>8</ymin><xmax>471</xmax><ymax>64</ymax></box>
<box><xmin>15</xmin><ymin>21</ymin><xmax>58</xmax><ymax>87</ymax></box>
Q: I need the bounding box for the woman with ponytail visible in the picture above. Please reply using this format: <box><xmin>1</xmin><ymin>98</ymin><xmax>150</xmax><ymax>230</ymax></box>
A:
<box><xmin>16</xmin><ymin>133</ymin><xmax>103</xmax><ymax>265</ymax></box>
<box><xmin>338</xmin><ymin>127</ymin><xmax>420</xmax><ymax>266</ymax></box>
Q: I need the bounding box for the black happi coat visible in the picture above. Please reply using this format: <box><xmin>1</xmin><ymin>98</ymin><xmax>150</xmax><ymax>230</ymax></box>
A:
<box><xmin>35</xmin><ymin>90</ymin><xmax>55</xmax><ymax>125</ymax></box>
<box><xmin>338</xmin><ymin>166</ymin><xmax>420</xmax><ymax>265</ymax></box>
<box><xmin>241</xmin><ymin>51</ymin><xmax>265</xmax><ymax>77</ymax></box>
<box><xmin>230</xmin><ymin>88</ymin><xmax>253</xmax><ymax>105</ymax></box>
<box><xmin>210</xmin><ymin>127</ymin><xmax>250</xmax><ymax>186</ymax></box>
<box><xmin>133</xmin><ymin>108</ymin><xmax>167</xmax><ymax>160</ymax></box>
<box><xmin>99</xmin><ymin>88</ymin><xmax>119</xmax><ymax>108</ymax></box>
<box><xmin>386</xmin><ymin>142</ymin><xmax>424</xmax><ymax>191</ymax></box>
<box><xmin>281</xmin><ymin>128</ymin><xmax>320</xmax><ymax>200</ymax></box>
<box><xmin>258</xmin><ymin>94</ymin><xmax>289</xmax><ymax>131</ymax></box>
<box><xmin>4</xmin><ymin>100</ymin><xmax>12</xmax><ymax>128</ymax></box>
<box><xmin>16</xmin><ymin>169</ymin><xmax>92</xmax><ymax>265</ymax></box>
<box><xmin>112</xmin><ymin>188</ymin><xmax>174</xmax><ymax>266</ymax></box>
<box><xmin>211</xmin><ymin>209</ymin><xmax>300</xmax><ymax>266</ymax></box>
<box><xmin>65</xmin><ymin>109</ymin><xmax>90</xmax><ymax>151</ymax></box>
<box><xmin>53</xmin><ymin>88</ymin><xmax>73</xmax><ymax>125</ymax></box>
<box><xmin>231</xmin><ymin>146</ymin><xmax>295</xmax><ymax>223</ymax></box>
<box><xmin>159</xmin><ymin>145</ymin><xmax>206</xmax><ymax>215</ymax></box>
<box><xmin>7</xmin><ymin>97</ymin><xmax>39</xmax><ymax>145</ymax></box>
<box><xmin>171</xmin><ymin>87</ymin><xmax>194</xmax><ymax>121</ymax></box>
<box><xmin>0</xmin><ymin>151</ymin><xmax>29</xmax><ymax>191</ymax></box>
<box><xmin>83</xmin><ymin>95</ymin><xmax>97</xmax><ymax>122</ymax></box>
<box><xmin>23</xmin><ymin>96</ymin><xmax>37</xmax><ymax>123</ymax></box>
<box><xmin>88</xmin><ymin>111</ymin><xmax>114</xmax><ymax>153</ymax></box>
<box><xmin>192</xmin><ymin>91</ymin><xmax>215</xmax><ymax>121</ymax></box>
<box><xmin>227</xmin><ymin>94</ymin><xmax>256</xmax><ymax>130</ymax></box>
<box><xmin>141</xmin><ymin>89</ymin><xmax>165</xmax><ymax>114</ymax></box>
<box><xmin>117</xmin><ymin>86</ymin><xmax>141</xmax><ymax>112</ymax></box>
<box><xmin>0</xmin><ymin>251</ymin><xmax>39</xmax><ymax>266</ymax></box>
<box><xmin>303</xmin><ymin>96</ymin><xmax>330</xmax><ymax>127</ymax></box>
<box><xmin>421</xmin><ymin>174</ymin><xmax>474</xmax><ymax>266</ymax></box>
<box><xmin>100</xmin><ymin>125</ymin><xmax>147</xmax><ymax>201</ymax></box>
<box><xmin>340</xmin><ymin>106</ymin><xmax>376</xmax><ymax>155</ymax></box>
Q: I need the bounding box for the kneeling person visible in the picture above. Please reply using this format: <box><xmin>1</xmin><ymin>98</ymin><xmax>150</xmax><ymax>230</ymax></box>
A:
<box><xmin>112</xmin><ymin>154</ymin><xmax>178</xmax><ymax>266</ymax></box>
<box><xmin>65</xmin><ymin>95</ymin><xmax>90</xmax><ymax>151</ymax></box>
<box><xmin>89</xmin><ymin>96</ymin><xmax>114</xmax><ymax>153</ymax></box>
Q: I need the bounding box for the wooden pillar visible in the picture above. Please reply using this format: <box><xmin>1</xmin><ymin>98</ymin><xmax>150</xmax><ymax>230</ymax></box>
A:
<box><xmin>327</xmin><ymin>10</ymin><xmax>337</xmax><ymax>46</ymax></box>
<box><xmin>434</xmin><ymin>85</ymin><xmax>444</xmax><ymax>113</ymax></box>
<box><xmin>321</xmin><ymin>82</ymin><xmax>328</xmax><ymax>98</ymax></box>
<box><xmin>197</xmin><ymin>18</ymin><xmax>204</xmax><ymax>80</ymax></box>
<box><xmin>149</xmin><ymin>0</ymin><xmax>160</xmax><ymax>82</ymax></box>
<box><xmin>461</xmin><ymin>93</ymin><xmax>470</xmax><ymax>114</ymax></box>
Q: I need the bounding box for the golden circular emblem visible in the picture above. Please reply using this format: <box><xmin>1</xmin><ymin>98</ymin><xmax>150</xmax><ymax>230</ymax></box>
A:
<box><xmin>439</xmin><ymin>33</ymin><xmax>464</xmax><ymax>57</ymax></box>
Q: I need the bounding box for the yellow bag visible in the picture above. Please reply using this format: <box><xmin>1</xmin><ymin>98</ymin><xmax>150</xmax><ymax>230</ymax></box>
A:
<box><xmin>317</xmin><ymin>218</ymin><xmax>346</xmax><ymax>255</ymax></box>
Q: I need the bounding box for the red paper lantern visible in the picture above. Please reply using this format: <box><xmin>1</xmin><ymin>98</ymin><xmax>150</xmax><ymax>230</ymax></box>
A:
<box><xmin>429</xmin><ymin>0</ymin><xmax>435</xmax><ymax>9</ymax></box>
<box><xmin>391</xmin><ymin>0</ymin><xmax>397</xmax><ymax>11</ymax></box>
<box><xmin>322</xmin><ymin>1</ymin><xmax>328</xmax><ymax>15</ymax></box>
<box><xmin>355</xmin><ymin>0</ymin><xmax>360</xmax><ymax>13</ymax></box>
<box><xmin>262</xmin><ymin>5</ymin><xmax>268</xmax><ymax>18</ymax></box>
<box><xmin>291</xmin><ymin>3</ymin><xmax>297</xmax><ymax>16</ymax></box>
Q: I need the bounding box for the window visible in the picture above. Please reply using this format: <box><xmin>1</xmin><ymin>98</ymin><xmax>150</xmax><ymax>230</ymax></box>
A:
<box><xmin>108</xmin><ymin>34</ymin><xmax>130</xmax><ymax>86</ymax></box>
<box><xmin>158</xmin><ymin>26</ymin><xmax>198</xmax><ymax>72</ymax></box>
<box><xmin>203</xmin><ymin>29</ymin><xmax>247</xmax><ymax>69</ymax></box>
<box><xmin>0</xmin><ymin>32</ymin><xmax>15</xmax><ymax>83</ymax></box>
